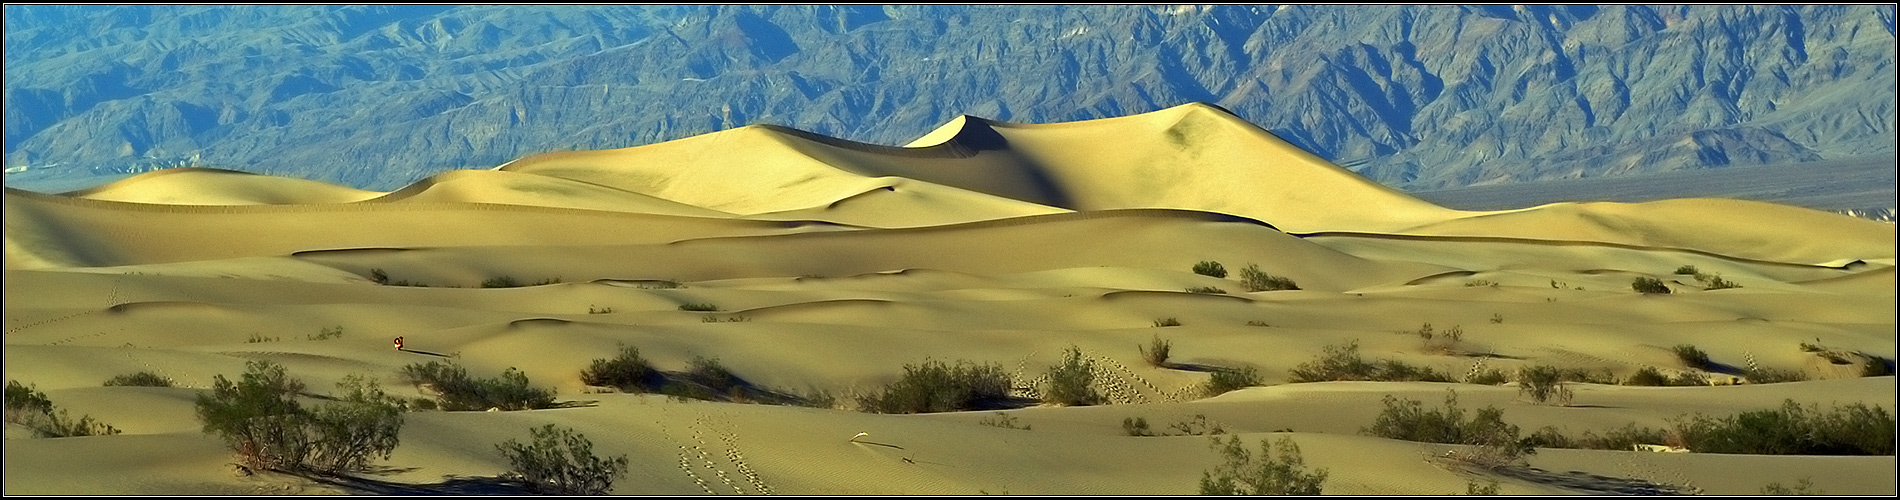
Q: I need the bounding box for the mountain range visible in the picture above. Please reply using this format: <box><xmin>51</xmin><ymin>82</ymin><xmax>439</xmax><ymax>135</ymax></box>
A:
<box><xmin>4</xmin><ymin>4</ymin><xmax>1894</xmax><ymax>193</ymax></box>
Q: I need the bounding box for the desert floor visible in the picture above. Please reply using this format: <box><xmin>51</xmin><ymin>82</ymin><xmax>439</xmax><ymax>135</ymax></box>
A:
<box><xmin>5</xmin><ymin>104</ymin><xmax>1894</xmax><ymax>495</ymax></box>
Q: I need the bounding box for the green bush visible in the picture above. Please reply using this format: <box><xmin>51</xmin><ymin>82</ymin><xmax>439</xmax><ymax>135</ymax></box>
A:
<box><xmin>687</xmin><ymin>356</ymin><xmax>742</xmax><ymax>393</ymax></box>
<box><xmin>5</xmin><ymin>380</ymin><xmax>55</xmax><ymax>422</ymax></box>
<box><xmin>194</xmin><ymin>362</ymin><xmax>403</xmax><ymax>474</ymax></box>
<box><xmin>1239</xmin><ymin>264</ymin><xmax>1300</xmax><ymax>292</ymax></box>
<box><xmin>1169</xmin><ymin>414</ymin><xmax>1227</xmax><ymax>436</ymax></box>
<box><xmin>1632</xmin><ymin>277</ymin><xmax>1670</xmax><ymax>294</ymax></box>
<box><xmin>1152</xmin><ymin>317</ymin><xmax>1182</xmax><ymax>327</ymax></box>
<box><xmin>1043</xmin><ymin>347</ymin><xmax>1100</xmax><ymax>406</ymax></box>
<box><xmin>1287</xmin><ymin>341</ymin><xmax>1453</xmax><ymax>383</ymax></box>
<box><xmin>678</xmin><ymin>303</ymin><xmax>720</xmax><ymax>312</ymax></box>
<box><xmin>1626</xmin><ymin>368</ymin><xmax>1702</xmax><ymax>387</ymax></box>
<box><xmin>1760</xmin><ymin>478</ymin><xmax>1824</xmax><ymax>495</ymax></box>
<box><xmin>1203</xmin><ymin>366</ymin><xmax>1262</xmax><ymax>397</ymax></box>
<box><xmin>979</xmin><ymin>412</ymin><xmax>1031</xmax><ymax>430</ymax></box>
<box><xmin>1671</xmin><ymin>399</ymin><xmax>1895</xmax><ymax>455</ymax></box>
<box><xmin>1516</xmin><ymin>365</ymin><xmax>1570</xmax><ymax>405</ymax></box>
<box><xmin>1139</xmin><ymin>335</ymin><xmax>1172</xmax><ymax>367</ymax></box>
<box><xmin>5</xmin><ymin>380</ymin><xmax>120</xmax><ymax>438</ymax></box>
<box><xmin>1199</xmin><ymin>435</ymin><xmax>1327</xmax><ymax>495</ymax></box>
<box><xmin>1674</xmin><ymin>265</ymin><xmax>1699</xmax><ymax>275</ymax></box>
<box><xmin>1672</xmin><ymin>344</ymin><xmax>1710</xmax><ymax>369</ymax></box>
<box><xmin>1192</xmin><ymin>261</ymin><xmax>1228</xmax><ymax>278</ymax></box>
<box><xmin>580</xmin><ymin>344</ymin><xmax>658</xmax><ymax>392</ymax></box>
<box><xmin>1863</xmin><ymin>356</ymin><xmax>1895</xmax><ymax>377</ymax></box>
<box><xmin>401</xmin><ymin>361</ymin><xmax>556</xmax><ymax>411</ymax></box>
<box><xmin>1466</xmin><ymin>479</ymin><xmax>1503</xmax><ymax>495</ymax></box>
<box><xmin>1700</xmin><ymin>274</ymin><xmax>1741</xmax><ymax>290</ymax></box>
<box><xmin>103</xmin><ymin>371</ymin><xmax>174</xmax><ymax>387</ymax></box>
<box><xmin>1123</xmin><ymin>416</ymin><xmax>1156</xmax><ymax>436</ymax></box>
<box><xmin>308</xmin><ymin>326</ymin><xmax>345</xmax><ymax>341</ymax></box>
<box><xmin>496</xmin><ymin>424</ymin><xmax>630</xmax><ymax>495</ymax></box>
<box><xmin>856</xmin><ymin>359</ymin><xmax>1012</xmax><ymax>414</ymax></box>
<box><xmin>1363</xmin><ymin>390</ymin><xmax>1523</xmax><ymax>449</ymax></box>
<box><xmin>1465</xmin><ymin>368</ymin><xmax>1508</xmax><ymax>386</ymax></box>
<box><xmin>482</xmin><ymin>276</ymin><xmax>523</xmax><ymax>288</ymax></box>
<box><xmin>1743</xmin><ymin>366</ymin><xmax>1808</xmax><ymax>384</ymax></box>
<box><xmin>1184</xmin><ymin>286</ymin><xmax>1227</xmax><ymax>294</ymax></box>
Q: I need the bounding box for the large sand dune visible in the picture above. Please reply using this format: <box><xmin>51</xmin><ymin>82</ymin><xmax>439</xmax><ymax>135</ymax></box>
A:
<box><xmin>5</xmin><ymin>103</ymin><xmax>1894</xmax><ymax>495</ymax></box>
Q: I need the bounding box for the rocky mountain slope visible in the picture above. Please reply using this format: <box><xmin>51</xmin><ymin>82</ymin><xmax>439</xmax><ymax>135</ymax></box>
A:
<box><xmin>4</xmin><ymin>4</ymin><xmax>1893</xmax><ymax>191</ymax></box>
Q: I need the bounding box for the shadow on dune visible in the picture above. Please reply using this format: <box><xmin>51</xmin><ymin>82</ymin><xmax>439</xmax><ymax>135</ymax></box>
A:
<box><xmin>399</xmin><ymin>348</ymin><xmax>453</xmax><ymax>358</ymax></box>
<box><xmin>293</xmin><ymin>472</ymin><xmax>538</xmax><ymax>495</ymax></box>
<box><xmin>1490</xmin><ymin>465</ymin><xmax>1696</xmax><ymax>495</ymax></box>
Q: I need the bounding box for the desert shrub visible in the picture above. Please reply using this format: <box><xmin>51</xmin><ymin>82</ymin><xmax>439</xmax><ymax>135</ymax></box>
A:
<box><xmin>5</xmin><ymin>380</ymin><xmax>55</xmax><ymax>422</ymax></box>
<box><xmin>195</xmin><ymin>361</ymin><xmax>309</xmax><ymax>470</ymax></box>
<box><xmin>979</xmin><ymin>412</ymin><xmax>1030</xmax><ymax>430</ymax></box>
<box><xmin>1287</xmin><ymin>341</ymin><xmax>1453</xmax><ymax>383</ymax></box>
<box><xmin>856</xmin><ymin>359</ymin><xmax>1012</xmax><ymax>414</ymax></box>
<box><xmin>194</xmin><ymin>362</ymin><xmax>402</xmax><ymax>474</ymax></box>
<box><xmin>1671</xmin><ymin>344</ymin><xmax>1710</xmax><ymax>369</ymax></box>
<box><xmin>1364</xmin><ymin>390</ymin><xmax>1523</xmax><ymax>450</ymax></box>
<box><xmin>1203</xmin><ymin>366</ymin><xmax>1262</xmax><ymax>397</ymax></box>
<box><xmin>104</xmin><ymin>371</ymin><xmax>174</xmax><ymax>387</ymax></box>
<box><xmin>678</xmin><ymin>303</ymin><xmax>720</xmax><ymax>312</ymax></box>
<box><xmin>369</xmin><ymin>268</ymin><xmax>391</xmax><ymax>284</ymax></box>
<box><xmin>247</xmin><ymin>333</ymin><xmax>280</xmax><ymax>343</ymax></box>
<box><xmin>1287</xmin><ymin>341</ymin><xmax>1376</xmax><ymax>382</ymax></box>
<box><xmin>410</xmin><ymin>397</ymin><xmax>438</xmax><ymax>411</ymax></box>
<box><xmin>1516</xmin><ymin>365</ymin><xmax>1570</xmax><ymax>405</ymax></box>
<box><xmin>496</xmin><ymin>424</ymin><xmax>630</xmax><ymax>495</ymax></box>
<box><xmin>580</xmin><ymin>344</ymin><xmax>658</xmax><ymax>392</ymax></box>
<box><xmin>1238</xmin><ymin>264</ymin><xmax>1299</xmax><ymax>292</ymax></box>
<box><xmin>1631</xmin><ymin>277</ymin><xmax>1670</xmax><ymax>294</ymax></box>
<box><xmin>1577</xmin><ymin>423</ymin><xmax>1671</xmax><ymax>450</ymax></box>
<box><xmin>1623</xmin><ymin>367</ymin><xmax>1670</xmax><ymax>386</ymax></box>
<box><xmin>1465</xmin><ymin>479</ymin><xmax>1503</xmax><ymax>495</ymax></box>
<box><xmin>1169</xmin><ymin>414</ymin><xmax>1227</xmax><ymax>436</ymax></box>
<box><xmin>5</xmin><ymin>380</ymin><xmax>120</xmax><ymax>438</ymax></box>
<box><xmin>1743</xmin><ymin>366</ymin><xmax>1807</xmax><ymax>384</ymax></box>
<box><xmin>1192</xmin><ymin>261</ymin><xmax>1228</xmax><ymax>278</ymax></box>
<box><xmin>1464</xmin><ymin>280</ymin><xmax>1495</xmax><ymax>287</ymax></box>
<box><xmin>1043</xmin><ymin>347</ymin><xmax>1100</xmax><ymax>406</ymax></box>
<box><xmin>308</xmin><ymin>326</ymin><xmax>344</xmax><ymax>341</ymax></box>
<box><xmin>1671</xmin><ymin>399</ymin><xmax>1895</xmax><ymax>455</ymax></box>
<box><xmin>1700</xmin><ymin>274</ymin><xmax>1741</xmax><ymax>290</ymax></box>
<box><xmin>1674</xmin><ymin>265</ymin><xmax>1699</xmax><ymax>275</ymax></box>
<box><xmin>482</xmin><ymin>276</ymin><xmax>522</xmax><ymax>288</ymax></box>
<box><xmin>588</xmin><ymin>305</ymin><xmax>614</xmax><ymax>314</ymax></box>
<box><xmin>1199</xmin><ymin>435</ymin><xmax>1327</xmax><ymax>495</ymax></box>
<box><xmin>1246</xmin><ymin>320</ymin><xmax>1271</xmax><ymax>327</ymax></box>
<box><xmin>401</xmin><ymin>361</ymin><xmax>556</xmax><ymax>411</ymax></box>
<box><xmin>1863</xmin><ymin>356</ymin><xmax>1895</xmax><ymax>377</ymax></box>
<box><xmin>1123</xmin><ymin>416</ymin><xmax>1156</xmax><ymax>436</ymax></box>
<box><xmin>1140</xmin><ymin>335</ymin><xmax>1172</xmax><ymax>367</ymax></box>
<box><xmin>1376</xmin><ymin>360</ymin><xmax>1454</xmax><ymax>383</ymax></box>
<box><xmin>1760</xmin><ymin>478</ymin><xmax>1824</xmax><ymax>495</ymax></box>
<box><xmin>794</xmin><ymin>388</ymin><xmax>838</xmax><ymax>409</ymax></box>
<box><xmin>1152</xmin><ymin>317</ymin><xmax>1182</xmax><ymax>327</ymax></box>
<box><xmin>303</xmin><ymin>376</ymin><xmax>405</xmax><ymax>473</ymax></box>
<box><xmin>1184</xmin><ymin>286</ymin><xmax>1228</xmax><ymax>294</ymax></box>
<box><xmin>687</xmin><ymin>356</ymin><xmax>741</xmax><ymax>393</ymax></box>
<box><xmin>1464</xmin><ymin>368</ymin><xmax>1509</xmax><ymax>386</ymax></box>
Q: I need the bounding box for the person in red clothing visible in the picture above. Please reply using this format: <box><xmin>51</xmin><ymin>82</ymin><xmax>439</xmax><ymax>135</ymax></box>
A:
<box><xmin>394</xmin><ymin>336</ymin><xmax>405</xmax><ymax>351</ymax></box>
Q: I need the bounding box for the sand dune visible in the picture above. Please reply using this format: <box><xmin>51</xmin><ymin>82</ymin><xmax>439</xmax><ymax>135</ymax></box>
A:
<box><xmin>5</xmin><ymin>105</ymin><xmax>1894</xmax><ymax>495</ymax></box>
<box><xmin>65</xmin><ymin>167</ymin><xmax>384</xmax><ymax>205</ymax></box>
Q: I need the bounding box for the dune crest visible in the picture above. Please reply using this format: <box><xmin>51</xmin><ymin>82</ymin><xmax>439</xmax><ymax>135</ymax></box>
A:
<box><xmin>5</xmin><ymin>104</ymin><xmax>1893</xmax><ymax>496</ymax></box>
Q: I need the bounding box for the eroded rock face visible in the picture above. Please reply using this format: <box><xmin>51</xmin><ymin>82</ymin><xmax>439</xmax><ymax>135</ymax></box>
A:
<box><xmin>5</xmin><ymin>5</ymin><xmax>1893</xmax><ymax>193</ymax></box>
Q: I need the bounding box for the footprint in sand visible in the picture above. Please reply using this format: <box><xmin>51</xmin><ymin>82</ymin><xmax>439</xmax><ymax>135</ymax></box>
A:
<box><xmin>657</xmin><ymin>405</ymin><xmax>717</xmax><ymax>494</ymax></box>
<box><xmin>706</xmin><ymin>410</ymin><xmax>773</xmax><ymax>495</ymax></box>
